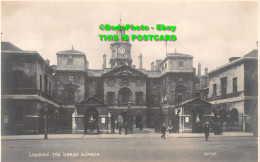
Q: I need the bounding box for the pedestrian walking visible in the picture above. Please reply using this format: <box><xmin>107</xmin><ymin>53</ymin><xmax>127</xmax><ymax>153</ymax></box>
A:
<box><xmin>168</xmin><ymin>121</ymin><xmax>173</xmax><ymax>134</ymax></box>
<box><xmin>161</xmin><ymin>123</ymin><xmax>166</xmax><ymax>139</ymax></box>
<box><xmin>203</xmin><ymin>122</ymin><xmax>210</xmax><ymax>141</ymax></box>
<box><xmin>118</xmin><ymin>121</ymin><xmax>122</xmax><ymax>135</ymax></box>
<box><xmin>111</xmin><ymin>121</ymin><xmax>115</xmax><ymax>134</ymax></box>
<box><xmin>124</xmin><ymin>122</ymin><xmax>128</xmax><ymax>135</ymax></box>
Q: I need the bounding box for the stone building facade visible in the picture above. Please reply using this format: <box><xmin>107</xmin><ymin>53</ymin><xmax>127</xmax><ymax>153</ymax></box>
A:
<box><xmin>2</xmin><ymin>30</ymin><xmax>257</xmax><ymax>135</ymax></box>
<box><xmin>207</xmin><ymin>50</ymin><xmax>258</xmax><ymax>135</ymax></box>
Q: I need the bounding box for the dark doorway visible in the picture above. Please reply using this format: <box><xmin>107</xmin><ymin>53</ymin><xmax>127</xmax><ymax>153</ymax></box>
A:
<box><xmin>191</xmin><ymin>109</ymin><xmax>204</xmax><ymax>133</ymax></box>
<box><xmin>84</xmin><ymin>108</ymin><xmax>99</xmax><ymax>134</ymax></box>
<box><xmin>155</xmin><ymin>110</ymin><xmax>164</xmax><ymax>133</ymax></box>
<box><xmin>136</xmin><ymin>115</ymin><xmax>142</xmax><ymax>128</ymax></box>
<box><xmin>230</xmin><ymin>108</ymin><xmax>239</xmax><ymax>131</ymax></box>
<box><xmin>119</xmin><ymin>112</ymin><xmax>133</xmax><ymax>134</ymax></box>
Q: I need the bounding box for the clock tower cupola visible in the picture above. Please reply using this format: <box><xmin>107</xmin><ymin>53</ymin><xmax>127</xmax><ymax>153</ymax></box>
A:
<box><xmin>109</xmin><ymin>19</ymin><xmax>132</xmax><ymax>68</ymax></box>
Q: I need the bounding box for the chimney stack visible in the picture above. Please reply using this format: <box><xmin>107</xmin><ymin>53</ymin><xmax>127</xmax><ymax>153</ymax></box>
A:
<box><xmin>155</xmin><ymin>59</ymin><xmax>162</xmax><ymax>71</ymax></box>
<box><xmin>46</xmin><ymin>59</ymin><xmax>50</xmax><ymax>66</ymax></box>
<box><xmin>102</xmin><ymin>53</ymin><xmax>106</xmax><ymax>69</ymax></box>
<box><xmin>86</xmin><ymin>60</ymin><xmax>89</xmax><ymax>69</ymax></box>
<box><xmin>151</xmin><ymin>62</ymin><xmax>154</xmax><ymax>71</ymax></box>
<box><xmin>198</xmin><ymin>63</ymin><xmax>201</xmax><ymax>76</ymax></box>
<box><xmin>205</xmin><ymin>67</ymin><xmax>208</xmax><ymax>75</ymax></box>
<box><xmin>139</xmin><ymin>53</ymin><xmax>143</xmax><ymax>69</ymax></box>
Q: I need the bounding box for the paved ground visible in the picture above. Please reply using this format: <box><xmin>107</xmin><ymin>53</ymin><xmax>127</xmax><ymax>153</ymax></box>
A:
<box><xmin>1</xmin><ymin>130</ymin><xmax>257</xmax><ymax>162</ymax></box>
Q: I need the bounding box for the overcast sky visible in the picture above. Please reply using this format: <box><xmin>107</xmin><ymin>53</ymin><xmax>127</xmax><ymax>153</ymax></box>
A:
<box><xmin>1</xmin><ymin>1</ymin><xmax>258</xmax><ymax>73</ymax></box>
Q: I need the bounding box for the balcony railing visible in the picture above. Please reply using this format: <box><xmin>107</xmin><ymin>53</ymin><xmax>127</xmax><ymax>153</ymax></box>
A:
<box><xmin>207</xmin><ymin>91</ymin><xmax>244</xmax><ymax>101</ymax></box>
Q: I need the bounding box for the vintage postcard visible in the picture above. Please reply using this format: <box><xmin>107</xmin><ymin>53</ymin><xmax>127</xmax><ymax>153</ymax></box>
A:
<box><xmin>1</xmin><ymin>1</ymin><xmax>258</xmax><ymax>162</ymax></box>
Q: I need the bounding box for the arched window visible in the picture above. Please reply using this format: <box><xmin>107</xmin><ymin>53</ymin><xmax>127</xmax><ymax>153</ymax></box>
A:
<box><xmin>118</xmin><ymin>88</ymin><xmax>132</xmax><ymax>105</ymax></box>
<box><xmin>230</xmin><ymin>108</ymin><xmax>239</xmax><ymax>131</ymax></box>
<box><xmin>176</xmin><ymin>86</ymin><xmax>186</xmax><ymax>104</ymax></box>
<box><xmin>64</xmin><ymin>84</ymin><xmax>76</xmax><ymax>102</ymax></box>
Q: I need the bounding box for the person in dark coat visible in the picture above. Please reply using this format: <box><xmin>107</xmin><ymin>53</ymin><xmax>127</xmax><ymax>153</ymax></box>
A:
<box><xmin>161</xmin><ymin>123</ymin><xmax>166</xmax><ymax>139</ymax></box>
<box><xmin>111</xmin><ymin>121</ymin><xmax>115</xmax><ymax>134</ymax></box>
<box><xmin>203</xmin><ymin>122</ymin><xmax>210</xmax><ymax>141</ymax></box>
<box><xmin>168</xmin><ymin>121</ymin><xmax>173</xmax><ymax>134</ymax></box>
<box><xmin>118</xmin><ymin>122</ymin><xmax>122</xmax><ymax>135</ymax></box>
<box><xmin>124</xmin><ymin>122</ymin><xmax>128</xmax><ymax>135</ymax></box>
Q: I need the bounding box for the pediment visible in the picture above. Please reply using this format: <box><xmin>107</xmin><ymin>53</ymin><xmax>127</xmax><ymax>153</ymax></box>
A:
<box><xmin>177</xmin><ymin>97</ymin><xmax>211</xmax><ymax>107</ymax></box>
<box><xmin>102</xmin><ymin>65</ymin><xmax>147</xmax><ymax>77</ymax></box>
<box><xmin>79</xmin><ymin>97</ymin><xmax>105</xmax><ymax>105</ymax></box>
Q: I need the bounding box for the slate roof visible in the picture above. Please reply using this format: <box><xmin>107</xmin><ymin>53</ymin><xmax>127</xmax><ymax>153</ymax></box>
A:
<box><xmin>57</xmin><ymin>49</ymin><xmax>85</xmax><ymax>55</ymax></box>
<box><xmin>175</xmin><ymin>97</ymin><xmax>211</xmax><ymax>107</ymax></box>
<box><xmin>243</xmin><ymin>49</ymin><xmax>258</xmax><ymax>58</ymax></box>
<box><xmin>160</xmin><ymin>52</ymin><xmax>193</xmax><ymax>65</ymax></box>
<box><xmin>144</xmin><ymin>70</ymin><xmax>162</xmax><ymax>77</ymax></box>
<box><xmin>209</xmin><ymin>49</ymin><xmax>258</xmax><ymax>75</ymax></box>
<box><xmin>87</xmin><ymin>69</ymin><xmax>105</xmax><ymax>77</ymax></box>
<box><xmin>166</xmin><ymin>52</ymin><xmax>193</xmax><ymax>58</ymax></box>
<box><xmin>1</xmin><ymin>42</ymin><xmax>23</xmax><ymax>51</ymax></box>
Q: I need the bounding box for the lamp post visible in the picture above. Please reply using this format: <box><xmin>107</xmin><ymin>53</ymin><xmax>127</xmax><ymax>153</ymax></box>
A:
<box><xmin>55</xmin><ymin>109</ymin><xmax>59</xmax><ymax>134</ymax></box>
<box><xmin>37</xmin><ymin>106</ymin><xmax>40</xmax><ymax>135</ymax></box>
<box><xmin>156</xmin><ymin>101</ymin><xmax>163</xmax><ymax>133</ymax></box>
<box><xmin>43</xmin><ymin>103</ymin><xmax>48</xmax><ymax>139</ymax></box>
<box><xmin>127</xmin><ymin>102</ymin><xmax>131</xmax><ymax>133</ymax></box>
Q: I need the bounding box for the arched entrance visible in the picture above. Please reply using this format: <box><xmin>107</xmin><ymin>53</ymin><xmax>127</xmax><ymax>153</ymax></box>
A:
<box><xmin>220</xmin><ymin>109</ymin><xmax>227</xmax><ymax>131</ymax></box>
<box><xmin>230</xmin><ymin>108</ymin><xmax>239</xmax><ymax>131</ymax></box>
<box><xmin>84</xmin><ymin>108</ymin><xmax>99</xmax><ymax>134</ymax></box>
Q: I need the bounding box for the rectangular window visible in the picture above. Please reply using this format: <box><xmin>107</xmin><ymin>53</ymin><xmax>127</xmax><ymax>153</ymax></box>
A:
<box><xmin>107</xmin><ymin>92</ymin><xmax>115</xmax><ymax>104</ymax></box>
<box><xmin>195</xmin><ymin>93</ymin><xmax>200</xmax><ymax>98</ymax></box>
<box><xmin>49</xmin><ymin>82</ymin><xmax>51</xmax><ymax>96</ymax></box>
<box><xmin>92</xmin><ymin>81</ymin><xmax>97</xmax><ymax>88</ymax></box>
<box><xmin>136</xmin><ymin>80</ymin><xmax>143</xmax><ymax>86</ymax></box>
<box><xmin>185</xmin><ymin>117</ymin><xmax>189</xmax><ymax>123</ymax></box>
<box><xmin>165</xmin><ymin>63</ymin><xmax>167</xmax><ymax>69</ymax></box>
<box><xmin>68</xmin><ymin>75</ymin><xmax>74</xmax><ymax>82</ymax></box>
<box><xmin>13</xmin><ymin>71</ymin><xmax>23</xmax><ymax>88</ymax></box>
<box><xmin>195</xmin><ymin>78</ymin><xmax>200</xmax><ymax>84</ymax></box>
<box><xmin>68</xmin><ymin>59</ymin><xmax>74</xmax><ymax>65</ymax></box>
<box><xmin>221</xmin><ymin>77</ymin><xmax>227</xmax><ymax>95</ymax></box>
<box><xmin>233</xmin><ymin>77</ymin><xmax>237</xmax><ymax>93</ymax></box>
<box><xmin>213</xmin><ymin>84</ymin><xmax>217</xmax><ymax>97</ymax></box>
<box><xmin>177</xmin><ymin>93</ymin><xmax>183</xmax><ymax>104</ymax></box>
<box><xmin>108</xmin><ymin>79</ymin><xmax>114</xmax><ymax>86</ymax></box>
<box><xmin>101</xmin><ymin>118</ymin><xmax>106</xmax><ymax>123</ymax></box>
<box><xmin>178</xmin><ymin>61</ymin><xmax>183</xmax><ymax>67</ymax></box>
<box><xmin>40</xmin><ymin>74</ymin><xmax>42</xmax><ymax>92</ymax></box>
<box><xmin>44</xmin><ymin>75</ymin><xmax>48</xmax><ymax>93</ymax></box>
<box><xmin>68</xmin><ymin>91</ymin><xmax>75</xmax><ymax>102</ymax></box>
<box><xmin>136</xmin><ymin>92</ymin><xmax>143</xmax><ymax>105</ymax></box>
<box><xmin>178</xmin><ymin>77</ymin><xmax>183</xmax><ymax>82</ymax></box>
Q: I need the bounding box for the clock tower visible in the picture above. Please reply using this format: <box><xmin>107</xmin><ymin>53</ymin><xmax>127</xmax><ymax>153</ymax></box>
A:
<box><xmin>109</xmin><ymin>25</ymin><xmax>132</xmax><ymax>68</ymax></box>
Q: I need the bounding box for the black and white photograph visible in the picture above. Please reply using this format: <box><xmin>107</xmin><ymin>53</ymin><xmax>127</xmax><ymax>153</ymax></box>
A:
<box><xmin>1</xmin><ymin>1</ymin><xmax>258</xmax><ymax>162</ymax></box>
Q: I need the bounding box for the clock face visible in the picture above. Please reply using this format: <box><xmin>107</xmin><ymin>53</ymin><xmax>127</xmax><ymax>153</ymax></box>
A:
<box><xmin>118</xmin><ymin>47</ymin><xmax>126</xmax><ymax>54</ymax></box>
